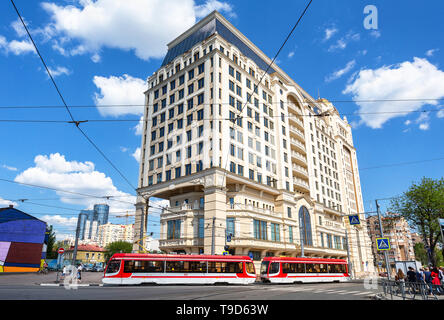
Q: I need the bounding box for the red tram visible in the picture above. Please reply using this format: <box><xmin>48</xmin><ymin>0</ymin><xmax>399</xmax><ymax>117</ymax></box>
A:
<box><xmin>102</xmin><ymin>253</ymin><xmax>256</xmax><ymax>285</ymax></box>
<box><xmin>260</xmin><ymin>257</ymin><xmax>350</xmax><ymax>283</ymax></box>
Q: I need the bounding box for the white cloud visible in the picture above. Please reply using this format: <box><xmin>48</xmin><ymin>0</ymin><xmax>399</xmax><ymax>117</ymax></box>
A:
<box><xmin>404</xmin><ymin>120</ymin><xmax>411</xmax><ymax>126</ymax></box>
<box><xmin>426</xmin><ymin>49</ymin><xmax>438</xmax><ymax>57</ymax></box>
<box><xmin>325</xmin><ymin>60</ymin><xmax>356</xmax><ymax>82</ymax></box>
<box><xmin>437</xmin><ymin>108</ymin><xmax>444</xmax><ymax>118</ymax></box>
<box><xmin>48</xmin><ymin>66</ymin><xmax>71</xmax><ymax>77</ymax></box>
<box><xmin>11</xmin><ymin>18</ymin><xmax>28</xmax><ymax>38</ymax></box>
<box><xmin>133</xmin><ymin>116</ymin><xmax>144</xmax><ymax>136</ymax></box>
<box><xmin>0</xmin><ymin>198</ymin><xmax>17</xmax><ymax>207</ymax></box>
<box><xmin>324</xmin><ymin>27</ymin><xmax>338</xmax><ymax>41</ymax></box>
<box><xmin>14</xmin><ymin>153</ymin><xmax>136</xmax><ymax>214</ymax></box>
<box><xmin>41</xmin><ymin>0</ymin><xmax>234</xmax><ymax>61</ymax></box>
<box><xmin>195</xmin><ymin>0</ymin><xmax>236</xmax><ymax>18</ymax></box>
<box><xmin>0</xmin><ymin>36</ymin><xmax>36</xmax><ymax>56</ymax></box>
<box><xmin>328</xmin><ymin>31</ymin><xmax>360</xmax><ymax>52</ymax></box>
<box><xmin>40</xmin><ymin>214</ymin><xmax>78</xmax><ymax>227</ymax></box>
<box><xmin>93</xmin><ymin>74</ymin><xmax>146</xmax><ymax>117</ymax></box>
<box><xmin>2</xmin><ymin>164</ymin><xmax>18</xmax><ymax>171</ymax></box>
<box><xmin>288</xmin><ymin>51</ymin><xmax>295</xmax><ymax>58</ymax></box>
<box><xmin>418</xmin><ymin>123</ymin><xmax>429</xmax><ymax>131</ymax></box>
<box><xmin>132</xmin><ymin>148</ymin><xmax>141</xmax><ymax>163</ymax></box>
<box><xmin>343</xmin><ymin>57</ymin><xmax>444</xmax><ymax>129</ymax></box>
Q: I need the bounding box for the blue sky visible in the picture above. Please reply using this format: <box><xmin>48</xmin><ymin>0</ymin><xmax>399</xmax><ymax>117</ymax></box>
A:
<box><xmin>0</xmin><ymin>0</ymin><xmax>443</xmax><ymax>240</ymax></box>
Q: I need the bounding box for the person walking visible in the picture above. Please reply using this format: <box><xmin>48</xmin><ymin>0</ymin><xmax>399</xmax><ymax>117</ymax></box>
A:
<box><xmin>77</xmin><ymin>264</ymin><xmax>83</xmax><ymax>282</ymax></box>
<box><xmin>424</xmin><ymin>267</ymin><xmax>433</xmax><ymax>295</ymax></box>
<box><xmin>431</xmin><ymin>267</ymin><xmax>442</xmax><ymax>294</ymax></box>
<box><xmin>62</xmin><ymin>265</ymin><xmax>67</xmax><ymax>280</ymax></box>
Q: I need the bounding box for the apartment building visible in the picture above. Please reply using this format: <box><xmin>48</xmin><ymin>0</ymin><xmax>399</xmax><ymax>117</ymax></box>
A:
<box><xmin>134</xmin><ymin>11</ymin><xmax>375</xmax><ymax>277</ymax></box>
<box><xmin>367</xmin><ymin>214</ymin><xmax>416</xmax><ymax>271</ymax></box>
<box><xmin>97</xmin><ymin>223</ymin><xmax>134</xmax><ymax>248</ymax></box>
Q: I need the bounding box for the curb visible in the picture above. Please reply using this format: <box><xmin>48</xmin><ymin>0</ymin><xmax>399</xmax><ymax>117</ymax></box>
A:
<box><xmin>40</xmin><ymin>283</ymin><xmax>103</xmax><ymax>287</ymax></box>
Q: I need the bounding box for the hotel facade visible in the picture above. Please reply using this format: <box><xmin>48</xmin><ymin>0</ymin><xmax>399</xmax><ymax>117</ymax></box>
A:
<box><xmin>134</xmin><ymin>11</ymin><xmax>375</xmax><ymax>277</ymax></box>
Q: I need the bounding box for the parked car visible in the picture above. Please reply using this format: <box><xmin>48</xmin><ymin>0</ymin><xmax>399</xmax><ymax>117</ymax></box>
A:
<box><xmin>83</xmin><ymin>264</ymin><xmax>94</xmax><ymax>272</ymax></box>
<box><xmin>93</xmin><ymin>265</ymin><xmax>104</xmax><ymax>272</ymax></box>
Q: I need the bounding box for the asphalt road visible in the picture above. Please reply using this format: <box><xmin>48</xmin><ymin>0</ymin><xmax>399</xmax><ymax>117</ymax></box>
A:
<box><xmin>0</xmin><ymin>272</ymin><xmax>378</xmax><ymax>300</ymax></box>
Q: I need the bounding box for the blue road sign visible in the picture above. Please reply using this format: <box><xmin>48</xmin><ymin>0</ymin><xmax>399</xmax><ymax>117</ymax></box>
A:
<box><xmin>227</xmin><ymin>235</ymin><xmax>231</xmax><ymax>242</ymax></box>
<box><xmin>248</xmin><ymin>252</ymin><xmax>254</xmax><ymax>259</ymax></box>
<box><xmin>376</xmin><ymin>237</ymin><xmax>391</xmax><ymax>251</ymax></box>
<box><xmin>348</xmin><ymin>215</ymin><xmax>360</xmax><ymax>225</ymax></box>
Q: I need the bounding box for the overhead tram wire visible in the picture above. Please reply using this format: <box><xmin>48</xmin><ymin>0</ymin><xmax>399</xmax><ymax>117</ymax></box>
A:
<box><xmin>0</xmin><ymin>177</ymin><xmax>136</xmax><ymax>205</ymax></box>
<box><xmin>0</xmin><ymin>107</ymin><xmax>443</xmax><ymax>123</ymax></box>
<box><xmin>1</xmin><ymin>97</ymin><xmax>444</xmax><ymax>110</ymax></box>
<box><xmin>10</xmin><ymin>0</ymin><xmax>137</xmax><ymax>192</ymax></box>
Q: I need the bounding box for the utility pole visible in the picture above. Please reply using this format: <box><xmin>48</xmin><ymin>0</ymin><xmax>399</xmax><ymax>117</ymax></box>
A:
<box><xmin>344</xmin><ymin>227</ymin><xmax>353</xmax><ymax>279</ymax></box>
<box><xmin>376</xmin><ymin>200</ymin><xmax>391</xmax><ymax>280</ymax></box>
<box><xmin>72</xmin><ymin>214</ymin><xmax>81</xmax><ymax>265</ymax></box>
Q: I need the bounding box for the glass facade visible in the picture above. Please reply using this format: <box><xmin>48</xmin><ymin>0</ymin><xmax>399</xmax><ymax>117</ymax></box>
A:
<box><xmin>299</xmin><ymin>206</ymin><xmax>312</xmax><ymax>246</ymax></box>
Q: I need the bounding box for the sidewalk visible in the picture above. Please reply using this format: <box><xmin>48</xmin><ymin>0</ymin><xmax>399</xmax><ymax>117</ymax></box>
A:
<box><xmin>0</xmin><ymin>271</ymin><xmax>104</xmax><ymax>286</ymax></box>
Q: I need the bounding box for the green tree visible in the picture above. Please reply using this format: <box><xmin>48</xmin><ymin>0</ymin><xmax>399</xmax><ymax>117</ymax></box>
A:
<box><xmin>45</xmin><ymin>225</ymin><xmax>57</xmax><ymax>259</ymax></box>
<box><xmin>104</xmin><ymin>241</ymin><xmax>133</xmax><ymax>263</ymax></box>
<box><xmin>390</xmin><ymin>177</ymin><xmax>444</xmax><ymax>266</ymax></box>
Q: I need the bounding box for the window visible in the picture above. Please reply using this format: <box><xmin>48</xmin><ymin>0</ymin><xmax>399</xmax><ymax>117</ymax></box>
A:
<box><xmin>282</xmin><ymin>262</ymin><xmax>304</xmax><ymax>273</ymax></box>
<box><xmin>198</xmin><ymin>218</ymin><xmax>204</xmax><ymax>238</ymax></box>
<box><xmin>198</xmin><ymin>63</ymin><xmax>205</xmax><ymax>74</ymax></box>
<box><xmin>289</xmin><ymin>226</ymin><xmax>294</xmax><ymax>243</ymax></box>
<box><xmin>167</xmin><ymin>219</ymin><xmax>181</xmax><ymax>239</ymax></box>
<box><xmin>166</xmin><ymin>260</ymin><xmax>206</xmax><ymax>273</ymax></box>
<box><xmin>226</xmin><ymin>218</ymin><xmax>235</xmax><ymax>237</ymax></box>
<box><xmin>124</xmin><ymin>260</ymin><xmax>163</xmax><ymax>273</ymax></box>
<box><xmin>188</xmin><ymin>69</ymin><xmax>194</xmax><ymax>80</ymax></box>
<box><xmin>299</xmin><ymin>206</ymin><xmax>312</xmax><ymax>246</ymax></box>
<box><xmin>271</xmin><ymin>223</ymin><xmax>280</xmax><ymax>242</ymax></box>
<box><xmin>253</xmin><ymin>219</ymin><xmax>267</xmax><ymax>240</ymax></box>
<box><xmin>208</xmin><ymin>262</ymin><xmax>242</xmax><ymax>273</ymax></box>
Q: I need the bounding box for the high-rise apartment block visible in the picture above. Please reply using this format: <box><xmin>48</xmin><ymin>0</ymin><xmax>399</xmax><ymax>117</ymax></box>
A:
<box><xmin>134</xmin><ymin>11</ymin><xmax>375</xmax><ymax>277</ymax></box>
<box><xmin>97</xmin><ymin>223</ymin><xmax>134</xmax><ymax>248</ymax></box>
<box><xmin>77</xmin><ymin>204</ymin><xmax>109</xmax><ymax>243</ymax></box>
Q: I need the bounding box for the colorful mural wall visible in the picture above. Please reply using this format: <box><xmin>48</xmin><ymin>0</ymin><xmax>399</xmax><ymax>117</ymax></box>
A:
<box><xmin>0</xmin><ymin>207</ymin><xmax>47</xmax><ymax>272</ymax></box>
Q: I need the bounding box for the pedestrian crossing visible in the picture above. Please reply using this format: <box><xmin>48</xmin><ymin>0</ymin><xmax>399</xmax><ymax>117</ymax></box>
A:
<box><xmin>265</xmin><ymin>286</ymin><xmax>374</xmax><ymax>297</ymax></box>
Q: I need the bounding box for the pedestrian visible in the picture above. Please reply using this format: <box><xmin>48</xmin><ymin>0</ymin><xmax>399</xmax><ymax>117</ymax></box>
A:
<box><xmin>424</xmin><ymin>267</ymin><xmax>433</xmax><ymax>295</ymax></box>
<box><xmin>77</xmin><ymin>264</ymin><xmax>83</xmax><ymax>282</ymax></box>
<box><xmin>416</xmin><ymin>268</ymin><xmax>425</xmax><ymax>283</ymax></box>
<box><xmin>62</xmin><ymin>265</ymin><xmax>67</xmax><ymax>280</ymax></box>
<box><xmin>431</xmin><ymin>267</ymin><xmax>442</xmax><ymax>294</ymax></box>
<box><xmin>395</xmin><ymin>269</ymin><xmax>405</xmax><ymax>282</ymax></box>
<box><xmin>406</xmin><ymin>267</ymin><xmax>416</xmax><ymax>282</ymax></box>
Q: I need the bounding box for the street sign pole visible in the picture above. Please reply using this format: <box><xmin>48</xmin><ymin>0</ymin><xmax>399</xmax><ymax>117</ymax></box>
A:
<box><xmin>376</xmin><ymin>200</ymin><xmax>391</xmax><ymax>280</ymax></box>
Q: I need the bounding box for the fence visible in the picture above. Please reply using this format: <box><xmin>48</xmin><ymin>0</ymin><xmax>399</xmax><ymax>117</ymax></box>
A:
<box><xmin>381</xmin><ymin>279</ymin><xmax>443</xmax><ymax>300</ymax></box>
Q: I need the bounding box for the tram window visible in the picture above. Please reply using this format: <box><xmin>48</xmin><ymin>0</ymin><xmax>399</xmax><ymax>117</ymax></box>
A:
<box><xmin>319</xmin><ymin>264</ymin><xmax>328</xmax><ymax>273</ymax></box>
<box><xmin>305</xmin><ymin>264</ymin><xmax>315</xmax><ymax>273</ymax></box>
<box><xmin>328</xmin><ymin>264</ymin><xmax>337</xmax><ymax>273</ymax></box>
<box><xmin>105</xmin><ymin>260</ymin><xmax>121</xmax><ymax>274</ymax></box>
<box><xmin>260</xmin><ymin>261</ymin><xmax>269</xmax><ymax>274</ymax></box>
<box><xmin>338</xmin><ymin>264</ymin><xmax>346</xmax><ymax>273</ymax></box>
<box><xmin>245</xmin><ymin>262</ymin><xmax>255</xmax><ymax>274</ymax></box>
<box><xmin>269</xmin><ymin>262</ymin><xmax>280</xmax><ymax>274</ymax></box>
<box><xmin>208</xmin><ymin>262</ymin><xmax>242</xmax><ymax>273</ymax></box>
<box><xmin>283</xmin><ymin>263</ymin><xmax>305</xmax><ymax>273</ymax></box>
<box><xmin>124</xmin><ymin>260</ymin><xmax>164</xmax><ymax>273</ymax></box>
<box><xmin>165</xmin><ymin>261</ymin><xmax>206</xmax><ymax>273</ymax></box>
<box><xmin>313</xmin><ymin>264</ymin><xmax>321</xmax><ymax>273</ymax></box>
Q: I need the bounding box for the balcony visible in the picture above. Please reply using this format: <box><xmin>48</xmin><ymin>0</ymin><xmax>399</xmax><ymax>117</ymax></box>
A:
<box><xmin>290</xmin><ymin>137</ymin><xmax>306</xmax><ymax>154</ymax></box>
<box><xmin>292</xmin><ymin>164</ymin><xmax>309</xmax><ymax>178</ymax></box>
<box><xmin>287</xmin><ymin>103</ymin><xmax>303</xmax><ymax>116</ymax></box>
<box><xmin>288</xmin><ymin>114</ymin><xmax>304</xmax><ymax>129</ymax></box>
<box><xmin>291</xmin><ymin>151</ymin><xmax>307</xmax><ymax>165</ymax></box>
<box><xmin>293</xmin><ymin>178</ymin><xmax>310</xmax><ymax>192</ymax></box>
<box><xmin>227</xmin><ymin>203</ymin><xmax>275</xmax><ymax>216</ymax></box>
<box><xmin>289</xmin><ymin>125</ymin><xmax>305</xmax><ymax>142</ymax></box>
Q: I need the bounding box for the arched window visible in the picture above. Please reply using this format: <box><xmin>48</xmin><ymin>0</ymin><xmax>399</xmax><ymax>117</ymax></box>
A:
<box><xmin>299</xmin><ymin>206</ymin><xmax>312</xmax><ymax>246</ymax></box>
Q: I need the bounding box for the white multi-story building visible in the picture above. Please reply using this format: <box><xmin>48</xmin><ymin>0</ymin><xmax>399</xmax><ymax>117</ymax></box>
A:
<box><xmin>134</xmin><ymin>11</ymin><xmax>375</xmax><ymax>277</ymax></box>
<box><xmin>97</xmin><ymin>223</ymin><xmax>134</xmax><ymax>248</ymax></box>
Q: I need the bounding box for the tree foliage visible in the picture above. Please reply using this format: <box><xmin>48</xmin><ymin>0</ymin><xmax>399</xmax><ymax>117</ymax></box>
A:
<box><xmin>104</xmin><ymin>241</ymin><xmax>133</xmax><ymax>263</ymax></box>
<box><xmin>45</xmin><ymin>225</ymin><xmax>57</xmax><ymax>259</ymax></box>
<box><xmin>390</xmin><ymin>177</ymin><xmax>444</xmax><ymax>266</ymax></box>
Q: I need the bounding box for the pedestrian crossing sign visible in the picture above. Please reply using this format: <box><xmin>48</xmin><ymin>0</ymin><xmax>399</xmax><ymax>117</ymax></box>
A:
<box><xmin>376</xmin><ymin>237</ymin><xmax>391</xmax><ymax>251</ymax></box>
<box><xmin>348</xmin><ymin>215</ymin><xmax>360</xmax><ymax>225</ymax></box>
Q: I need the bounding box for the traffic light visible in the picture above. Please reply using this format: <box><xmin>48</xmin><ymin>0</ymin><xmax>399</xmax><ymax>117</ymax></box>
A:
<box><xmin>224</xmin><ymin>245</ymin><xmax>229</xmax><ymax>251</ymax></box>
